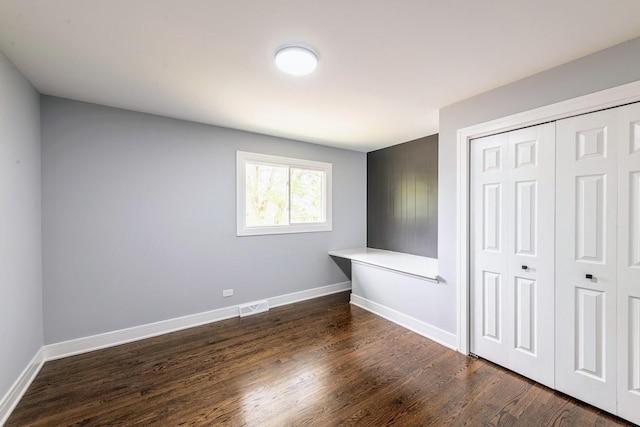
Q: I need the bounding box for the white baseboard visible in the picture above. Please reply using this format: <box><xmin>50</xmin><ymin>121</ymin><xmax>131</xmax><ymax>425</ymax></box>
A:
<box><xmin>0</xmin><ymin>348</ymin><xmax>44</xmax><ymax>426</ymax></box>
<box><xmin>42</xmin><ymin>305</ymin><xmax>239</xmax><ymax>362</ymax></box>
<box><xmin>268</xmin><ymin>281</ymin><xmax>351</xmax><ymax>308</ymax></box>
<box><xmin>42</xmin><ymin>281</ymin><xmax>352</xmax><ymax>362</ymax></box>
<box><xmin>350</xmin><ymin>294</ymin><xmax>457</xmax><ymax>350</ymax></box>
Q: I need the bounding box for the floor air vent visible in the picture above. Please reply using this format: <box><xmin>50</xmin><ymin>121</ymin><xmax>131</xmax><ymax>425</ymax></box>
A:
<box><xmin>238</xmin><ymin>300</ymin><xmax>270</xmax><ymax>317</ymax></box>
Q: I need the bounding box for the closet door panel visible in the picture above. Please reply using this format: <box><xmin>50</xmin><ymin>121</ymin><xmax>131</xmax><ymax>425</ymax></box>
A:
<box><xmin>575</xmin><ymin>174</ymin><xmax>606</xmax><ymax>261</ymax></box>
<box><xmin>616</xmin><ymin>103</ymin><xmax>640</xmax><ymax>425</ymax></box>
<box><xmin>471</xmin><ymin>133</ymin><xmax>509</xmax><ymax>366</ymax></box>
<box><xmin>471</xmin><ymin>123</ymin><xmax>555</xmax><ymax>388</ymax></box>
<box><xmin>506</xmin><ymin>124</ymin><xmax>555</xmax><ymax>388</ymax></box>
<box><xmin>556</xmin><ymin>110</ymin><xmax>618</xmax><ymax>413</ymax></box>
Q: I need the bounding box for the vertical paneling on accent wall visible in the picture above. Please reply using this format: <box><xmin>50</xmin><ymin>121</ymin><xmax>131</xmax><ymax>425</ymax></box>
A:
<box><xmin>367</xmin><ymin>134</ymin><xmax>438</xmax><ymax>257</ymax></box>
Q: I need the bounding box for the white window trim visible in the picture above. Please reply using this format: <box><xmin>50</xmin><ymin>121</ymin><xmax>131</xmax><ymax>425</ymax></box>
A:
<box><xmin>236</xmin><ymin>151</ymin><xmax>332</xmax><ymax>236</ymax></box>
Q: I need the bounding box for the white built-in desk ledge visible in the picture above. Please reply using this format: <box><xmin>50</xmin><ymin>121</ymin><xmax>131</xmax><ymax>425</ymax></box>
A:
<box><xmin>329</xmin><ymin>248</ymin><xmax>439</xmax><ymax>283</ymax></box>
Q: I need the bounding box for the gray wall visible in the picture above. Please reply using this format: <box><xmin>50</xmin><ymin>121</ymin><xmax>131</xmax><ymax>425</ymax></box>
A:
<box><xmin>434</xmin><ymin>36</ymin><xmax>640</xmax><ymax>334</ymax></box>
<box><xmin>41</xmin><ymin>97</ymin><xmax>366</xmax><ymax>344</ymax></box>
<box><xmin>0</xmin><ymin>52</ymin><xmax>43</xmax><ymax>400</ymax></box>
<box><xmin>367</xmin><ymin>134</ymin><xmax>437</xmax><ymax>257</ymax></box>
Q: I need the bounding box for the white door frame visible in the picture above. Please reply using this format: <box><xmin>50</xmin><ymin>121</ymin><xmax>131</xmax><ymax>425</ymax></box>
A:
<box><xmin>456</xmin><ymin>80</ymin><xmax>640</xmax><ymax>354</ymax></box>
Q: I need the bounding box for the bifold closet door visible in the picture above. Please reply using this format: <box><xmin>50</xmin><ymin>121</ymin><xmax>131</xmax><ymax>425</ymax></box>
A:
<box><xmin>556</xmin><ymin>109</ymin><xmax>618</xmax><ymax>413</ymax></box>
<box><xmin>616</xmin><ymin>103</ymin><xmax>640</xmax><ymax>425</ymax></box>
<box><xmin>470</xmin><ymin>123</ymin><xmax>555</xmax><ymax>388</ymax></box>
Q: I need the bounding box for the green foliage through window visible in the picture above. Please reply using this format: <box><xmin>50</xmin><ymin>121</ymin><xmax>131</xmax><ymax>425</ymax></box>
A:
<box><xmin>238</xmin><ymin>151</ymin><xmax>331</xmax><ymax>235</ymax></box>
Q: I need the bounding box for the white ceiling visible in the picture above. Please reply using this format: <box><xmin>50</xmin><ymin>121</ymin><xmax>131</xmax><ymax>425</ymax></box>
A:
<box><xmin>1</xmin><ymin>1</ymin><xmax>639</xmax><ymax>152</ymax></box>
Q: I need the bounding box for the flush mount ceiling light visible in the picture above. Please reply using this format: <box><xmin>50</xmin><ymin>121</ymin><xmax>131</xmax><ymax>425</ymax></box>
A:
<box><xmin>274</xmin><ymin>44</ymin><xmax>319</xmax><ymax>76</ymax></box>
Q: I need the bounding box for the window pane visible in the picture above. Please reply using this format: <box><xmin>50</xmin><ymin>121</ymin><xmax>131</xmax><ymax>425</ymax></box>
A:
<box><xmin>290</xmin><ymin>168</ymin><xmax>324</xmax><ymax>223</ymax></box>
<box><xmin>245</xmin><ymin>163</ymin><xmax>289</xmax><ymax>226</ymax></box>
<box><xmin>237</xmin><ymin>151</ymin><xmax>331</xmax><ymax>236</ymax></box>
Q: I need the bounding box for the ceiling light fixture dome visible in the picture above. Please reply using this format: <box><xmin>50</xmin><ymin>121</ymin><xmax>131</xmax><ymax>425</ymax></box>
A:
<box><xmin>274</xmin><ymin>44</ymin><xmax>319</xmax><ymax>76</ymax></box>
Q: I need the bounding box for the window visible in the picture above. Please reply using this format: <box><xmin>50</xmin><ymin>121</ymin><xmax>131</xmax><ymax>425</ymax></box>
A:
<box><xmin>237</xmin><ymin>151</ymin><xmax>332</xmax><ymax>236</ymax></box>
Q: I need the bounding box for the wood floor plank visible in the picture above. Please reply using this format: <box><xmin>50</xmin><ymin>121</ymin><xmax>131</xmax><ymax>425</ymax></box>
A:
<box><xmin>6</xmin><ymin>292</ymin><xmax>632</xmax><ymax>426</ymax></box>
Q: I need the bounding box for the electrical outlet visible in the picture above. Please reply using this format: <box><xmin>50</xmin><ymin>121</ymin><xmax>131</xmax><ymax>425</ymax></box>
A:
<box><xmin>222</xmin><ymin>289</ymin><xmax>234</xmax><ymax>297</ymax></box>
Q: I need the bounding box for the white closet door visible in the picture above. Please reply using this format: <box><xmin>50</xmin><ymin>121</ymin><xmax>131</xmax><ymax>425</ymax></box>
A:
<box><xmin>505</xmin><ymin>125</ymin><xmax>555</xmax><ymax>387</ymax></box>
<box><xmin>471</xmin><ymin>132</ymin><xmax>509</xmax><ymax>367</ymax></box>
<box><xmin>616</xmin><ymin>103</ymin><xmax>640</xmax><ymax>425</ymax></box>
<box><xmin>556</xmin><ymin>110</ymin><xmax>618</xmax><ymax>413</ymax></box>
<box><xmin>471</xmin><ymin>123</ymin><xmax>555</xmax><ymax>387</ymax></box>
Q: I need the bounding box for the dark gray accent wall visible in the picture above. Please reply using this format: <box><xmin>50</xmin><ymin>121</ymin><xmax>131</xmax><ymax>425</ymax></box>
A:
<box><xmin>367</xmin><ymin>134</ymin><xmax>438</xmax><ymax>257</ymax></box>
<box><xmin>0</xmin><ymin>51</ymin><xmax>43</xmax><ymax>405</ymax></box>
<box><xmin>41</xmin><ymin>96</ymin><xmax>366</xmax><ymax>344</ymax></box>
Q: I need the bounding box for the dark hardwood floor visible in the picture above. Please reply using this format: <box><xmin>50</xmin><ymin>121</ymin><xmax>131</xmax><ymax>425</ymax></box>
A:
<box><xmin>7</xmin><ymin>292</ymin><xmax>631</xmax><ymax>426</ymax></box>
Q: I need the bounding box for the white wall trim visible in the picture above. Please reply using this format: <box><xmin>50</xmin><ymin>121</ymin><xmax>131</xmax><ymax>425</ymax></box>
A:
<box><xmin>42</xmin><ymin>281</ymin><xmax>352</xmax><ymax>362</ymax></box>
<box><xmin>268</xmin><ymin>281</ymin><xmax>351</xmax><ymax>308</ymax></box>
<box><xmin>42</xmin><ymin>306</ymin><xmax>239</xmax><ymax>362</ymax></box>
<box><xmin>0</xmin><ymin>348</ymin><xmax>45</xmax><ymax>426</ymax></box>
<box><xmin>456</xmin><ymin>79</ymin><xmax>640</xmax><ymax>355</ymax></box>
<box><xmin>350</xmin><ymin>293</ymin><xmax>457</xmax><ymax>350</ymax></box>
